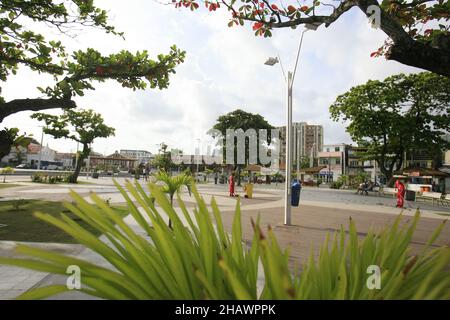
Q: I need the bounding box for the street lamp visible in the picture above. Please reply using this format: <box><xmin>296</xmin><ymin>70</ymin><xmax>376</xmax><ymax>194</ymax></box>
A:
<box><xmin>37</xmin><ymin>126</ymin><xmax>44</xmax><ymax>170</ymax></box>
<box><xmin>196</xmin><ymin>138</ymin><xmax>201</xmax><ymax>178</ymax></box>
<box><xmin>264</xmin><ymin>23</ymin><xmax>319</xmax><ymax>226</ymax></box>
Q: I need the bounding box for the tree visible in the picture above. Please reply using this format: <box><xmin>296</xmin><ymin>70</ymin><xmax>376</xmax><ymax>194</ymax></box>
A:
<box><xmin>330</xmin><ymin>72</ymin><xmax>450</xmax><ymax>180</ymax></box>
<box><xmin>0</xmin><ymin>1</ymin><xmax>185</xmax><ymax>120</ymax></box>
<box><xmin>296</xmin><ymin>156</ymin><xmax>310</xmax><ymax>169</ymax></box>
<box><xmin>31</xmin><ymin>108</ymin><xmax>115</xmax><ymax>183</ymax></box>
<box><xmin>0</xmin><ymin>166</ymin><xmax>14</xmax><ymax>183</ymax></box>
<box><xmin>210</xmin><ymin>109</ymin><xmax>274</xmax><ymax>185</ymax></box>
<box><xmin>154</xmin><ymin>170</ymin><xmax>193</xmax><ymax>228</ymax></box>
<box><xmin>0</xmin><ymin>1</ymin><xmax>185</xmax><ymax>153</ymax></box>
<box><xmin>152</xmin><ymin>142</ymin><xmax>174</xmax><ymax>172</ymax></box>
<box><xmin>0</xmin><ymin>128</ymin><xmax>32</xmax><ymax>160</ymax></box>
<box><xmin>174</xmin><ymin>0</ymin><xmax>449</xmax><ymax>76</ymax></box>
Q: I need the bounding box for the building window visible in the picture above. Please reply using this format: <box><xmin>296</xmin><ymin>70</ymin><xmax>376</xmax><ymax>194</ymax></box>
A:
<box><xmin>336</xmin><ymin>159</ymin><xmax>340</xmax><ymax>165</ymax></box>
<box><xmin>335</xmin><ymin>147</ymin><xmax>340</xmax><ymax>152</ymax></box>
<box><xmin>326</xmin><ymin>148</ymin><xmax>330</xmax><ymax>152</ymax></box>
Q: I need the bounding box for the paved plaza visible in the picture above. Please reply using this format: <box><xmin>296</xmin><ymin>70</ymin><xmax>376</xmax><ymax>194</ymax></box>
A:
<box><xmin>1</xmin><ymin>177</ymin><xmax>449</xmax><ymax>299</ymax></box>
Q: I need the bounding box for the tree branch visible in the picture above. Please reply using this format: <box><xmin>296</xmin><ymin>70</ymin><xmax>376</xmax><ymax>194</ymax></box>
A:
<box><xmin>0</xmin><ymin>97</ymin><xmax>76</xmax><ymax>123</ymax></box>
<box><xmin>266</xmin><ymin>0</ymin><xmax>450</xmax><ymax>76</ymax></box>
<box><xmin>271</xmin><ymin>0</ymin><xmax>358</xmax><ymax>28</ymax></box>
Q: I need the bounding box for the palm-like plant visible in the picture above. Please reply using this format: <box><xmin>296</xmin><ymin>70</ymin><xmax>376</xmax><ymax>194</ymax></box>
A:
<box><xmin>153</xmin><ymin>170</ymin><xmax>193</xmax><ymax>228</ymax></box>
<box><xmin>0</xmin><ymin>180</ymin><xmax>448</xmax><ymax>300</ymax></box>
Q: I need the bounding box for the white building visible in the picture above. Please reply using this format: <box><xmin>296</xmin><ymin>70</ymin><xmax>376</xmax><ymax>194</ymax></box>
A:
<box><xmin>318</xmin><ymin>144</ymin><xmax>347</xmax><ymax>182</ymax></box>
<box><xmin>26</xmin><ymin>143</ymin><xmax>57</xmax><ymax>167</ymax></box>
<box><xmin>120</xmin><ymin>149</ymin><xmax>153</xmax><ymax>164</ymax></box>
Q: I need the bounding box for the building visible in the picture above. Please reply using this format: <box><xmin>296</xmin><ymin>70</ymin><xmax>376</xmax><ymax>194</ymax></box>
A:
<box><xmin>89</xmin><ymin>151</ymin><xmax>137</xmax><ymax>171</ymax></box>
<box><xmin>346</xmin><ymin>146</ymin><xmax>378</xmax><ymax>181</ymax></box>
<box><xmin>120</xmin><ymin>149</ymin><xmax>153</xmax><ymax>164</ymax></box>
<box><xmin>26</xmin><ymin>143</ymin><xmax>57</xmax><ymax>168</ymax></box>
<box><xmin>317</xmin><ymin>144</ymin><xmax>379</xmax><ymax>182</ymax></box>
<box><xmin>55</xmin><ymin>152</ymin><xmax>76</xmax><ymax>169</ymax></box>
<box><xmin>317</xmin><ymin>144</ymin><xmax>347</xmax><ymax>182</ymax></box>
<box><xmin>1</xmin><ymin>145</ymin><xmax>27</xmax><ymax>165</ymax></box>
<box><xmin>278</xmin><ymin>122</ymin><xmax>324</xmax><ymax>166</ymax></box>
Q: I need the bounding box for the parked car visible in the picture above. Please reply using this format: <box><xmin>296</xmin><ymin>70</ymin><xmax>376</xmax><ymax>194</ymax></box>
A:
<box><xmin>15</xmin><ymin>163</ymin><xmax>31</xmax><ymax>169</ymax></box>
<box><xmin>47</xmin><ymin>164</ymin><xmax>63</xmax><ymax>170</ymax></box>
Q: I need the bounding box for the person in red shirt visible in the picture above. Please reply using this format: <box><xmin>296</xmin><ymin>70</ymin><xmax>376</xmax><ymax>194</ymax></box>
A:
<box><xmin>396</xmin><ymin>180</ymin><xmax>405</xmax><ymax>208</ymax></box>
<box><xmin>229</xmin><ymin>172</ymin><xmax>236</xmax><ymax>197</ymax></box>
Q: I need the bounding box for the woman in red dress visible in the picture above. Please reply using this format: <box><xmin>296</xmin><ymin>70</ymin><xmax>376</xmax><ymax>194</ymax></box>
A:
<box><xmin>396</xmin><ymin>180</ymin><xmax>405</xmax><ymax>208</ymax></box>
<box><xmin>229</xmin><ymin>173</ymin><xmax>235</xmax><ymax>197</ymax></box>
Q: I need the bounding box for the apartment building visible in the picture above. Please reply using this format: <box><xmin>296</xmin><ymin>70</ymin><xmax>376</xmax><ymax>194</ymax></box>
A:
<box><xmin>278</xmin><ymin>122</ymin><xmax>324</xmax><ymax>166</ymax></box>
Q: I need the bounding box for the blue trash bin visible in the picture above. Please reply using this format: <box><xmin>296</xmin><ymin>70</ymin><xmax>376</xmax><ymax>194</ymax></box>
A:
<box><xmin>291</xmin><ymin>180</ymin><xmax>302</xmax><ymax>206</ymax></box>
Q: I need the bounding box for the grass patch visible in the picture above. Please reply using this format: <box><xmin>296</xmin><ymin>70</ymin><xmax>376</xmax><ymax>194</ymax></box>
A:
<box><xmin>0</xmin><ymin>200</ymin><xmax>129</xmax><ymax>243</ymax></box>
<box><xmin>0</xmin><ymin>183</ymin><xmax>21</xmax><ymax>189</ymax></box>
<box><xmin>75</xmin><ymin>180</ymin><xmax>95</xmax><ymax>185</ymax></box>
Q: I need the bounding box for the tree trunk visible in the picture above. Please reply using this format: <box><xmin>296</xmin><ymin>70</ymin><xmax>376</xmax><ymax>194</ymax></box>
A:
<box><xmin>377</xmin><ymin>160</ymin><xmax>393</xmax><ymax>182</ymax></box>
<box><xmin>72</xmin><ymin>143</ymin><xmax>89</xmax><ymax>183</ymax></box>
<box><xmin>355</xmin><ymin>0</ymin><xmax>450</xmax><ymax>77</ymax></box>
<box><xmin>169</xmin><ymin>195</ymin><xmax>173</xmax><ymax>229</ymax></box>
<box><xmin>237</xmin><ymin>165</ymin><xmax>241</xmax><ymax>186</ymax></box>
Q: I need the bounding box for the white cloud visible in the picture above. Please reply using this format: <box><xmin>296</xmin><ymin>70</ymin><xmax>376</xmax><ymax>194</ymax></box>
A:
<box><xmin>1</xmin><ymin>1</ymin><xmax>423</xmax><ymax>155</ymax></box>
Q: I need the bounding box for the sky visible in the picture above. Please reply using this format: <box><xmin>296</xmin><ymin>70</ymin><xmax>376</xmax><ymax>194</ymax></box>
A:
<box><xmin>2</xmin><ymin>0</ymin><xmax>421</xmax><ymax>156</ymax></box>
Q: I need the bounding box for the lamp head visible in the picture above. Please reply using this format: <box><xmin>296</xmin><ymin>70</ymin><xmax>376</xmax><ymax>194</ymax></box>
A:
<box><xmin>264</xmin><ymin>57</ymin><xmax>279</xmax><ymax>66</ymax></box>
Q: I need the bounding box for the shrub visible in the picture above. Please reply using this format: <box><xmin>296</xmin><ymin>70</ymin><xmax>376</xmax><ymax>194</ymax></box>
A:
<box><xmin>31</xmin><ymin>172</ymin><xmax>46</xmax><ymax>183</ymax></box>
<box><xmin>64</xmin><ymin>174</ymin><xmax>78</xmax><ymax>184</ymax></box>
<box><xmin>1</xmin><ymin>166</ymin><xmax>14</xmax><ymax>183</ymax></box>
<box><xmin>330</xmin><ymin>181</ymin><xmax>343</xmax><ymax>189</ymax></box>
<box><xmin>0</xmin><ymin>181</ymin><xmax>448</xmax><ymax>300</ymax></box>
<box><xmin>48</xmin><ymin>175</ymin><xmax>64</xmax><ymax>184</ymax></box>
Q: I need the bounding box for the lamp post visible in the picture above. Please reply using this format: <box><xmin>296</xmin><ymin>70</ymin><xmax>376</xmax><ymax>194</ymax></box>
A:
<box><xmin>264</xmin><ymin>23</ymin><xmax>319</xmax><ymax>226</ymax></box>
<box><xmin>296</xmin><ymin>127</ymin><xmax>300</xmax><ymax>180</ymax></box>
<box><xmin>37</xmin><ymin>126</ymin><xmax>44</xmax><ymax>170</ymax></box>
<box><xmin>196</xmin><ymin>138</ymin><xmax>201</xmax><ymax>181</ymax></box>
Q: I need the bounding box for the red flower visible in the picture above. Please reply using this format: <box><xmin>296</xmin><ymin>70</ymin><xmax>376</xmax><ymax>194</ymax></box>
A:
<box><xmin>300</xmin><ymin>5</ymin><xmax>309</xmax><ymax>12</ymax></box>
<box><xmin>252</xmin><ymin>22</ymin><xmax>264</xmax><ymax>31</ymax></box>
<box><xmin>370</xmin><ymin>52</ymin><xmax>378</xmax><ymax>58</ymax></box>
<box><xmin>209</xmin><ymin>3</ymin><xmax>217</xmax><ymax>11</ymax></box>
<box><xmin>424</xmin><ymin>29</ymin><xmax>433</xmax><ymax>35</ymax></box>
<box><xmin>271</xmin><ymin>4</ymin><xmax>279</xmax><ymax>10</ymax></box>
<box><xmin>287</xmin><ymin>5</ymin><xmax>296</xmax><ymax>13</ymax></box>
<box><xmin>259</xmin><ymin>3</ymin><xmax>265</xmax><ymax>8</ymax></box>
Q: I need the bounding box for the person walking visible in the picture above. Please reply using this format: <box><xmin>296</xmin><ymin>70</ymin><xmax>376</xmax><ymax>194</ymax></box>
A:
<box><xmin>396</xmin><ymin>179</ymin><xmax>406</xmax><ymax>208</ymax></box>
<box><xmin>229</xmin><ymin>172</ymin><xmax>236</xmax><ymax>197</ymax></box>
<box><xmin>214</xmin><ymin>171</ymin><xmax>218</xmax><ymax>185</ymax></box>
<box><xmin>144</xmin><ymin>165</ymin><xmax>149</xmax><ymax>182</ymax></box>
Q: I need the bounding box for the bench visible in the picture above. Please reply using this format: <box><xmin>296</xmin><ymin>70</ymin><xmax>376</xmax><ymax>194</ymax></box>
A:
<box><xmin>416</xmin><ymin>192</ymin><xmax>444</xmax><ymax>206</ymax></box>
<box><xmin>440</xmin><ymin>194</ymin><xmax>450</xmax><ymax>207</ymax></box>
